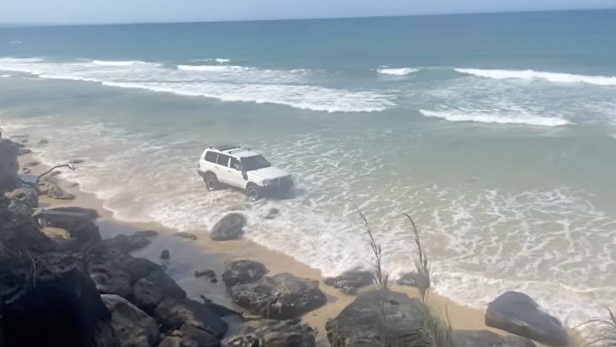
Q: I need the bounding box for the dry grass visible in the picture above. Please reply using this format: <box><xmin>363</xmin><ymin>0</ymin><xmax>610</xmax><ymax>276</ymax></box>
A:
<box><xmin>403</xmin><ymin>213</ymin><xmax>431</xmax><ymax>302</ymax></box>
<box><xmin>355</xmin><ymin>206</ymin><xmax>388</xmax><ymax>289</ymax></box>
<box><xmin>577</xmin><ymin>308</ymin><xmax>616</xmax><ymax>347</ymax></box>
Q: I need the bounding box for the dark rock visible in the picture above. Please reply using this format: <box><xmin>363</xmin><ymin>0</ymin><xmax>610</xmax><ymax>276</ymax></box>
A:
<box><xmin>210</xmin><ymin>213</ymin><xmax>246</xmax><ymax>241</ymax></box>
<box><xmin>26</xmin><ymin>160</ymin><xmax>39</xmax><ymax>167</ymax></box>
<box><xmin>396</xmin><ymin>272</ymin><xmax>431</xmax><ymax>289</ymax></box>
<box><xmin>17</xmin><ymin>148</ymin><xmax>31</xmax><ymax>156</ymax></box>
<box><xmin>264</xmin><ymin>208</ymin><xmax>280</xmax><ymax>220</ymax></box>
<box><xmin>453</xmin><ymin>330</ymin><xmax>536</xmax><ymax>347</ymax></box>
<box><xmin>0</xmin><ymin>252</ymin><xmax>110</xmax><ymax>347</ymax></box>
<box><xmin>230</xmin><ymin>273</ymin><xmax>326</xmax><ymax>319</ymax></box>
<box><xmin>222</xmin><ymin>260</ymin><xmax>267</xmax><ymax>287</ymax></box>
<box><xmin>0</xmin><ymin>140</ymin><xmax>20</xmax><ymax>194</ymax></box>
<box><xmin>133</xmin><ymin>269</ymin><xmax>187</xmax><ymax>312</ymax></box>
<box><xmin>158</xmin><ymin>324</ymin><xmax>220</xmax><ymax>347</ymax></box>
<box><xmin>38</xmin><ymin>139</ymin><xmax>49</xmax><ymax>145</ymax></box>
<box><xmin>38</xmin><ymin>206</ymin><xmax>99</xmax><ymax>230</ymax></box>
<box><xmin>51</xmin><ymin>170</ymin><xmax>62</xmax><ymax>177</ymax></box>
<box><xmin>323</xmin><ymin>269</ymin><xmax>373</xmax><ymax>295</ymax></box>
<box><xmin>90</xmin><ymin>264</ymin><xmax>134</xmax><ymax>298</ymax></box>
<box><xmin>101</xmin><ymin>294</ymin><xmax>159</xmax><ymax>347</ymax></box>
<box><xmin>69</xmin><ymin>221</ymin><xmax>102</xmax><ymax>244</ymax></box>
<box><xmin>5</xmin><ymin>187</ymin><xmax>39</xmax><ymax>217</ymax></box>
<box><xmin>485</xmin><ymin>291</ymin><xmax>569</xmax><ymax>347</ymax></box>
<box><xmin>195</xmin><ymin>269</ymin><xmax>217</xmax><ymax>283</ymax></box>
<box><xmin>155</xmin><ymin>298</ymin><xmax>228</xmax><ymax>339</ymax></box>
<box><xmin>326</xmin><ymin>289</ymin><xmax>444</xmax><ymax>347</ymax></box>
<box><xmin>70</xmin><ymin>159</ymin><xmax>85</xmax><ymax>164</ymax></box>
<box><xmin>174</xmin><ymin>232</ymin><xmax>198</xmax><ymax>241</ymax></box>
<box><xmin>227</xmin><ymin>319</ymin><xmax>315</xmax><ymax>347</ymax></box>
<box><xmin>20</xmin><ymin>139</ymin><xmax>28</xmax><ymax>144</ymax></box>
<box><xmin>135</xmin><ymin>230</ymin><xmax>159</xmax><ymax>238</ymax></box>
<box><xmin>161</xmin><ymin>249</ymin><xmax>171</xmax><ymax>260</ymax></box>
<box><xmin>22</xmin><ymin>167</ymin><xmax>31</xmax><ymax>174</ymax></box>
<box><xmin>100</xmin><ymin>233</ymin><xmax>152</xmax><ymax>253</ymax></box>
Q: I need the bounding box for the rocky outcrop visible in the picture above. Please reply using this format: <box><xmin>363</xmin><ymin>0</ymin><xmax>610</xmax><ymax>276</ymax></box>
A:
<box><xmin>324</xmin><ymin>269</ymin><xmax>373</xmax><ymax>295</ymax></box>
<box><xmin>485</xmin><ymin>291</ymin><xmax>569</xmax><ymax>347</ymax></box>
<box><xmin>102</xmin><ymin>294</ymin><xmax>159</xmax><ymax>347</ymax></box>
<box><xmin>155</xmin><ymin>298</ymin><xmax>228</xmax><ymax>339</ymax></box>
<box><xmin>230</xmin><ymin>272</ymin><xmax>326</xmax><ymax>320</ymax></box>
<box><xmin>222</xmin><ymin>260</ymin><xmax>268</xmax><ymax>287</ymax></box>
<box><xmin>98</xmin><ymin>233</ymin><xmax>153</xmax><ymax>254</ymax></box>
<box><xmin>227</xmin><ymin>319</ymin><xmax>316</xmax><ymax>347</ymax></box>
<box><xmin>453</xmin><ymin>330</ymin><xmax>536</xmax><ymax>347</ymax></box>
<box><xmin>0</xmin><ymin>251</ymin><xmax>110</xmax><ymax>347</ymax></box>
<box><xmin>326</xmin><ymin>289</ymin><xmax>447</xmax><ymax>347</ymax></box>
<box><xmin>210</xmin><ymin>213</ymin><xmax>246</xmax><ymax>241</ymax></box>
<box><xmin>158</xmin><ymin>324</ymin><xmax>220</xmax><ymax>347</ymax></box>
<box><xmin>0</xmin><ymin>140</ymin><xmax>20</xmax><ymax>194</ymax></box>
<box><xmin>396</xmin><ymin>272</ymin><xmax>430</xmax><ymax>289</ymax></box>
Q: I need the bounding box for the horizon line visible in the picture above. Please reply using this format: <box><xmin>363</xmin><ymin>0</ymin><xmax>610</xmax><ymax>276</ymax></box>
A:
<box><xmin>1</xmin><ymin>7</ymin><xmax>615</xmax><ymax>28</ymax></box>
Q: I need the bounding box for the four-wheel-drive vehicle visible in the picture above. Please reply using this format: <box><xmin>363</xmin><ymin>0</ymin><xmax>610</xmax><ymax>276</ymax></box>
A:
<box><xmin>197</xmin><ymin>145</ymin><xmax>293</xmax><ymax>201</ymax></box>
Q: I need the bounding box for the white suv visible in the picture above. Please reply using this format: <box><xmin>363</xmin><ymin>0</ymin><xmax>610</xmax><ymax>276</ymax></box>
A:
<box><xmin>197</xmin><ymin>145</ymin><xmax>293</xmax><ymax>201</ymax></box>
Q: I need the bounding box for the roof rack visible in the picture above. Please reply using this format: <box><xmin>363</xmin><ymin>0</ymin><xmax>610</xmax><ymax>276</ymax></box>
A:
<box><xmin>212</xmin><ymin>144</ymin><xmax>241</xmax><ymax>151</ymax></box>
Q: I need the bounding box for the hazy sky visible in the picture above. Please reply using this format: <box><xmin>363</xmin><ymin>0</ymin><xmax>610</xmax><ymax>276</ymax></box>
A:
<box><xmin>1</xmin><ymin>0</ymin><xmax>615</xmax><ymax>24</ymax></box>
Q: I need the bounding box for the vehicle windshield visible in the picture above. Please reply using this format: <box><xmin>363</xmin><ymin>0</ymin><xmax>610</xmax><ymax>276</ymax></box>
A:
<box><xmin>241</xmin><ymin>155</ymin><xmax>271</xmax><ymax>171</ymax></box>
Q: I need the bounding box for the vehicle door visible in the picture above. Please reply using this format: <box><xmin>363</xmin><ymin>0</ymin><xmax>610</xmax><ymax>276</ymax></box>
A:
<box><xmin>215</xmin><ymin>153</ymin><xmax>232</xmax><ymax>184</ymax></box>
<box><xmin>227</xmin><ymin>157</ymin><xmax>246</xmax><ymax>187</ymax></box>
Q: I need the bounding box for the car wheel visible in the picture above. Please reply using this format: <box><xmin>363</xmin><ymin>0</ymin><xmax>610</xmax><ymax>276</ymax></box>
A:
<box><xmin>204</xmin><ymin>173</ymin><xmax>219</xmax><ymax>191</ymax></box>
<box><xmin>246</xmin><ymin>183</ymin><xmax>261</xmax><ymax>202</ymax></box>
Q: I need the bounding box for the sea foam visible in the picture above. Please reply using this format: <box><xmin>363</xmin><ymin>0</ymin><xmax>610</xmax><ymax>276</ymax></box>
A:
<box><xmin>91</xmin><ymin>59</ymin><xmax>161</xmax><ymax>67</ymax></box>
<box><xmin>376</xmin><ymin>67</ymin><xmax>418</xmax><ymax>76</ymax></box>
<box><xmin>420</xmin><ymin>109</ymin><xmax>572</xmax><ymax>127</ymax></box>
<box><xmin>456</xmin><ymin>68</ymin><xmax>616</xmax><ymax>87</ymax></box>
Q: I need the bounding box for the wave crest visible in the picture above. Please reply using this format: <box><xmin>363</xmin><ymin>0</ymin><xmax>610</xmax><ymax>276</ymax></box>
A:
<box><xmin>456</xmin><ymin>68</ymin><xmax>616</xmax><ymax>87</ymax></box>
<box><xmin>91</xmin><ymin>59</ymin><xmax>161</xmax><ymax>67</ymax></box>
<box><xmin>376</xmin><ymin>67</ymin><xmax>418</xmax><ymax>76</ymax></box>
<box><xmin>420</xmin><ymin>109</ymin><xmax>571</xmax><ymax>127</ymax></box>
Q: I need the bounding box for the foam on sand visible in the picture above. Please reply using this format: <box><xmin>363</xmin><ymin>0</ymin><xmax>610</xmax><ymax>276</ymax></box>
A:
<box><xmin>455</xmin><ymin>68</ymin><xmax>616</xmax><ymax>87</ymax></box>
<box><xmin>420</xmin><ymin>109</ymin><xmax>572</xmax><ymax>127</ymax></box>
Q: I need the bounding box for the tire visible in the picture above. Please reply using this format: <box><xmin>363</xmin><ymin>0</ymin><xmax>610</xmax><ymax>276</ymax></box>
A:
<box><xmin>245</xmin><ymin>183</ymin><xmax>261</xmax><ymax>202</ymax></box>
<box><xmin>204</xmin><ymin>173</ymin><xmax>219</xmax><ymax>191</ymax></box>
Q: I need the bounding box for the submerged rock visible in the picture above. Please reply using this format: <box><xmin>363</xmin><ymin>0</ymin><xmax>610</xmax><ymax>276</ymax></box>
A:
<box><xmin>485</xmin><ymin>291</ymin><xmax>568</xmax><ymax>347</ymax></box>
<box><xmin>158</xmin><ymin>324</ymin><xmax>219</xmax><ymax>347</ymax></box>
<box><xmin>210</xmin><ymin>213</ymin><xmax>246</xmax><ymax>241</ymax></box>
<box><xmin>195</xmin><ymin>269</ymin><xmax>217</xmax><ymax>283</ymax></box>
<box><xmin>99</xmin><ymin>233</ymin><xmax>152</xmax><ymax>253</ymax></box>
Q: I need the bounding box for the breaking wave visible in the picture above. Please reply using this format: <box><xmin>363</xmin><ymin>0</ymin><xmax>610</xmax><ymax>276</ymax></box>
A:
<box><xmin>420</xmin><ymin>109</ymin><xmax>572</xmax><ymax>127</ymax></box>
<box><xmin>455</xmin><ymin>68</ymin><xmax>616</xmax><ymax>87</ymax></box>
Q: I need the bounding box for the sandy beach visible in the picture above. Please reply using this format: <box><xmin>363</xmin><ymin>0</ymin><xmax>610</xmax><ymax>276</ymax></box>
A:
<box><xmin>13</xmin><ymin>146</ymin><xmax>568</xmax><ymax>347</ymax></box>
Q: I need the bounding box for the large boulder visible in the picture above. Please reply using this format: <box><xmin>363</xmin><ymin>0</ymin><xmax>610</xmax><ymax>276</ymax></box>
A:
<box><xmin>158</xmin><ymin>324</ymin><xmax>220</xmax><ymax>347</ymax></box>
<box><xmin>0</xmin><ymin>252</ymin><xmax>110</xmax><ymax>347</ymax></box>
<box><xmin>323</xmin><ymin>269</ymin><xmax>373</xmax><ymax>295</ymax></box>
<box><xmin>101</xmin><ymin>294</ymin><xmax>159</xmax><ymax>347</ymax></box>
<box><xmin>227</xmin><ymin>319</ymin><xmax>316</xmax><ymax>347</ymax></box>
<box><xmin>453</xmin><ymin>330</ymin><xmax>536</xmax><ymax>347</ymax></box>
<box><xmin>154</xmin><ymin>298</ymin><xmax>228</xmax><ymax>339</ymax></box>
<box><xmin>230</xmin><ymin>273</ymin><xmax>326</xmax><ymax>319</ymax></box>
<box><xmin>222</xmin><ymin>260</ymin><xmax>267</xmax><ymax>287</ymax></box>
<box><xmin>326</xmin><ymin>289</ymin><xmax>448</xmax><ymax>347</ymax></box>
<box><xmin>210</xmin><ymin>213</ymin><xmax>246</xmax><ymax>241</ymax></box>
<box><xmin>133</xmin><ymin>269</ymin><xmax>187</xmax><ymax>312</ymax></box>
<box><xmin>485</xmin><ymin>291</ymin><xmax>568</xmax><ymax>347</ymax></box>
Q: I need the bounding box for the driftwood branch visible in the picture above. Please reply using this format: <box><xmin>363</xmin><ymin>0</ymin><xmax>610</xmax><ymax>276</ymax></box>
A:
<box><xmin>35</xmin><ymin>163</ymin><xmax>77</xmax><ymax>186</ymax></box>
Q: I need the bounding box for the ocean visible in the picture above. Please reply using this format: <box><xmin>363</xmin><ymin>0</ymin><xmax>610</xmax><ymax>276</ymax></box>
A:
<box><xmin>1</xmin><ymin>9</ymin><xmax>616</xmax><ymax>329</ymax></box>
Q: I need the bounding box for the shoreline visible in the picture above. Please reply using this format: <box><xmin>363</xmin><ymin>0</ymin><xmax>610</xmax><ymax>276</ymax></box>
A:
<box><xmin>16</xmin><ymin>142</ymin><xmax>566</xmax><ymax>346</ymax></box>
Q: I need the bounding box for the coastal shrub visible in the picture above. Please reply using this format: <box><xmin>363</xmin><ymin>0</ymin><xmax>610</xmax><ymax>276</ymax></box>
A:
<box><xmin>356</xmin><ymin>208</ymin><xmax>453</xmax><ymax>346</ymax></box>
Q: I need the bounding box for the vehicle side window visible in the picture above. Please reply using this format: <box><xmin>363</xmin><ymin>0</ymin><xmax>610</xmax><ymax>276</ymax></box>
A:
<box><xmin>216</xmin><ymin>154</ymin><xmax>230</xmax><ymax>167</ymax></box>
<box><xmin>230</xmin><ymin>158</ymin><xmax>241</xmax><ymax>171</ymax></box>
<box><xmin>204</xmin><ymin>151</ymin><xmax>218</xmax><ymax>163</ymax></box>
